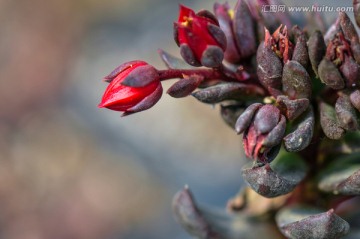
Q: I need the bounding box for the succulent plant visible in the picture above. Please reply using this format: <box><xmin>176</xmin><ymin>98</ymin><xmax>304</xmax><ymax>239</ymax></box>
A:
<box><xmin>98</xmin><ymin>1</ymin><xmax>360</xmax><ymax>238</ymax></box>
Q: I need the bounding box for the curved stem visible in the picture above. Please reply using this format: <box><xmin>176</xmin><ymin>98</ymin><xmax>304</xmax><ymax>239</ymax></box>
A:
<box><xmin>157</xmin><ymin>64</ymin><xmax>254</xmax><ymax>84</ymax></box>
<box><xmin>218</xmin><ymin>63</ymin><xmax>250</xmax><ymax>81</ymax></box>
<box><xmin>157</xmin><ymin>68</ymin><xmax>227</xmax><ymax>81</ymax></box>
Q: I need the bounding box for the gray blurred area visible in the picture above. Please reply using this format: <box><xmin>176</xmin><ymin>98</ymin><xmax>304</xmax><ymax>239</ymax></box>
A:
<box><xmin>0</xmin><ymin>0</ymin><xmax>353</xmax><ymax>238</ymax></box>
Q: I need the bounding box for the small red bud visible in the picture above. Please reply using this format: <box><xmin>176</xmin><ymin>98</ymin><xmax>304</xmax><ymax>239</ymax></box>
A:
<box><xmin>176</xmin><ymin>5</ymin><xmax>225</xmax><ymax>67</ymax></box>
<box><xmin>99</xmin><ymin>61</ymin><xmax>162</xmax><ymax>115</ymax></box>
<box><xmin>238</xmin><ymin>104</ymin><xmax>286</xmax><ymax>164</ymax></box>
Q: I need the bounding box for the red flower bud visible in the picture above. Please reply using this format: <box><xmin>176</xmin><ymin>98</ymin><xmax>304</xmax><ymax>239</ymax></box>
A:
<box><xmin>175</xmin><ymin>5</ymin><xmax>226</xmax><ymax>67</ymax></box>
<box><xmin>323</xmin><ymin>26</ymin><xmax>360</xmax><ymax>89</ymax></box>
<box><xmin>236</xmin><ymin>104</ymin><xmax>286</xmax><ymax>164</ymax></box>
<box><xmin>99</xmin><ymin>61</ymin><xmax>162</xmax><ymax>116</ymax></box>
<box><xmin>265</xmin><ymin>25</ymin><xmax>294</xmax><ymax>64</ymax></box>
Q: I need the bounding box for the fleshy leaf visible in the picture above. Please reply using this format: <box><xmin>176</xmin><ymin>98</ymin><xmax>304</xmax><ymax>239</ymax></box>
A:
<box><xmin>282</xmin><ymin>60</ymin><xmax>312</xmax><ymax>99</ymax></box>
<box><xmin>192</xmin><ymin>82</ymin><xmax>265</xmax><ymax>104</ymax></box>
<box><xmin>122</xmin><ymin>65</ymin><xmax>159</xmax><ymax>87</ymax></box>
<box><xmin>173</xmin><ymin>186</ymin><xmax>283</xmax><ymax>239</ymax></box>
<box><xmin>351</xmin><ymin>37</ymin><xmax>360</xmax><ymax>65</ymax></box>
<box><xmin>339</xmin><ymin>12</ymin><xmax>358</xmax><ymax>42</ymax></box>
<box><xmin>276</xmin><ymin>206</ymin><xmax>350</xmax><ymax>239</ymax></box>
<box><xmin>319</xmin><ymin>101</ymin><xmax>345</xmax><ymax>140</ymax></box>
<box><xmin>207</xmin><ymin>23</ymin><xmax>227</xmax><ymax>50</ymax></box>
<box><xmin>242</xmin><ymin>151</ymin><xmax>307</xmax><ymax>198</ymax></box>
<box><xmin>103</xmin><ymin>60</ymin><xmax>147</xmax><ymax>83</ymax></box>
<box><xmin>335</xmin><ymin>94</ymin><xmax>359</xmax><ymax>131</ymax></box>
<box><xmin>235</xmin><ymin>103</ymin><xmax>262</xmax><ymax>134</ymax></box>
<box><xmin>254</xmin><ymin>105</ymin><xmax>281</xmax><ymax>134</ymax></box>
<box><xmin>324</xmin><ymin>18</ymin><xmax>340</xmax><ymax>45</ymax></box>
<box><xmin>196</xmin><ymin>9</ymin><xmax>219</xmax><ymax>25</ymax></box>
<box><xmin>179</xmin><ymin>43</ymin><xmax>202</xmax><ymax>66</ymax></box>
<box><xmin>318</xmin><ymin>58</ymin><xmax>345</xmax><ymax>90</ymax></box>
<box><xmin>307</xmin><ymin>30</ymin><xmax>326</xmax><ymax>77</ymax></box>
<box><xmin>276</xmin><ymin>95</ymin><xmax>309</xmax><ymax>121</ymax></box>
<box><xmin>233</xmin><ymin>0</ymin><xmax>256</xmax><ymax>59</ymax></box>
<box><xmin>220</xmin><ymin>103</ymin><xmax>246</xmax><ymax>129</ymax></box>
<box><xmin>214</xmin><ymin>2</ymin><xmax>241</xmax><ymax>63</ymax></box>
<box><xmin>292</xmin><ymin>26</ymin><xmax>309</xmax><ymax>69</ymax></box>
<box><xmin>339</xmin><ymin>55</ymin><xmax>360</xmax><ymax>88</ymax></box>
<box><xmin>284</xmin><ymin>106</ymin><xmax>314</xmax><ymax>152</ymax></box>
<box><xmin>122</xmin><ymin>84</ymin><xmax>163</xmax><ymax>116</ymax></box>
<box><xmin>158</xmin><ymin>49</ymin><xmax>195</xmax><ymax>69</ymax></box>
<box><xmin>318</xmin><ymin>153</ymin><xmax>360</xmax><ymax>195</ymax></box>
<box><xmin>200</xmin><ymin>45</ymin><xmax>224</xmax><ymax>68</ymax></box>
<box><xmin>172</xmin><ymin>186</ymin><xmax>217</xmax><ymax>239</ymax></box>
<box><xmin>256</xmin><ymin>42</ymin><xmax>283</xmax><ymax>92</ymax></box>
<box><xmin>167</xmin><ymin>74</ymin><xmax>203</xmax><ymax>98</ymax></box>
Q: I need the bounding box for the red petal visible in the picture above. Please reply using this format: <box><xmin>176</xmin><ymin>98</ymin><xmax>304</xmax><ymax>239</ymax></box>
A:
<box><xmin>243</xmin><ymin>124</ymin><xmax>258</xmax><ymax>158</ymax></box>
<box><xmin>178</xmin><ymin>5</ymin><xmax>195</xmax><ymax>23</ymax></box>
<box><xmin>99</xmin><ymin>65</ymin><xmax>160</xmax><ymax>111</ymax></box>
<box><xmin>103</xmin><ymin>61</ymin><xmax>147</xmax><ymax>82</ymax></box>
<box><xmin>123</xmin><ymin>83</ymin><xmax>163</xmax><ymax>116</ymax></box>
<box><xmin>177</xmin><ymin>5</ymin><xmax>220</xmax><ymax>61</ymax></box>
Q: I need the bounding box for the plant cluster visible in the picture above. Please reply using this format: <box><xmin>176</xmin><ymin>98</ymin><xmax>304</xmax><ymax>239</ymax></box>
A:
<box><xmin>99</xmin><ymin>1</ymin><xmax>360</xmax><ymax>238</ymax></box>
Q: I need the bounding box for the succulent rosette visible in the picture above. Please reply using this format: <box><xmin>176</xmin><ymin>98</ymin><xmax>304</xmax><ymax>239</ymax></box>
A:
<box><xmin>98</xmin><ymin>1</ymin><xmax>360</xmax><ymax>238</ymax></box>
<box><xmin>316</xmin><ymin>12</ymin><xmax>360</xmax><ymax>139</ymax></box>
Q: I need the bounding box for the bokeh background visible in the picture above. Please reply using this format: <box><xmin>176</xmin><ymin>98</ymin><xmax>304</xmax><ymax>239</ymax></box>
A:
<box><xmin>0</xmin><ymin>0</ymin><xmax>354</xmax><ymax>238</ymax></box>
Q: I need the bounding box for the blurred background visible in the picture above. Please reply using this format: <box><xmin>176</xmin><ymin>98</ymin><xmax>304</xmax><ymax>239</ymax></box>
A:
<box><xmin>0</xmin><ymin>0</ymin><xmax>353</xmax><ymax>238</ymax></box>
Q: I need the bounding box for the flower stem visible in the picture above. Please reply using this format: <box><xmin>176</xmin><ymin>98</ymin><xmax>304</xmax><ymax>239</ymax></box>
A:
<box><xmin>157</xmin><ymin>68</ymin><xmax>226</xmax><ymax>81</ymax></box>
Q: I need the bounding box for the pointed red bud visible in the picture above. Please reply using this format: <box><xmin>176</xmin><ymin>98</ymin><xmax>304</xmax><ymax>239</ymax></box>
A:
<box><xmin>176</xmin><ymin>5</ymin><xmax>225</xmax><ymax>67</ymax></box>
<box><xmin>240</xmin><ymin>104</ymin><xmax>286</xmax><ymax>164</ymax></box>
<box><xmin>264</xmin><ymin>25</ymin><xmax>294</xmax><ymax>64</ymax></box>
<box><xmin>99</xmin><ymin>61</ymin><xmax>162</xmax><ymax>115</ymax></box>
